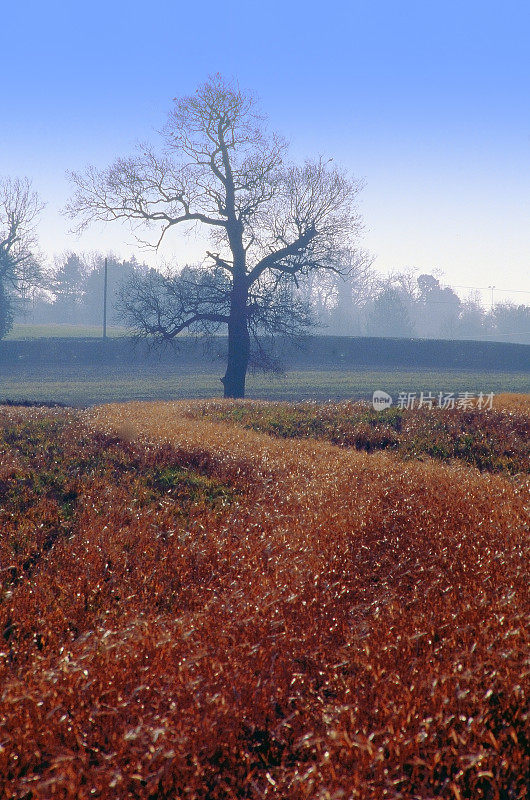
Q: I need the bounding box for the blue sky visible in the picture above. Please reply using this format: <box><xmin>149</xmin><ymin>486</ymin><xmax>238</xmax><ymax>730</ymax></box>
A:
<box><xmin>2</xmin><ymin>0</ymin><xmax>530</xmax><ymax>307</ymax></box>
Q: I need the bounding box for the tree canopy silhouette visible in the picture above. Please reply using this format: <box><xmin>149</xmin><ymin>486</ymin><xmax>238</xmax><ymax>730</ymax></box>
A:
<box><xmin>67</xmin><ymin>75</ymin><xmax>363</xmax><ymax>397</ymax></box>
<box><xmin>0</xmin><ymin>177</ymin><xmax>44</xmax><ymax>336</ymax></box>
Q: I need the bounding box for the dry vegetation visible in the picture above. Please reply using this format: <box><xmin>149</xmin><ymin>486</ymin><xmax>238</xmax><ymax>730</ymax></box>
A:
<box><xmin>495</xmin><ymin>393</ymin><xmax>530</xmax><ymax>416</ymax></box>
<box><xmin>182</xmin><ymin>399</ymin><xmax>530</xmax><ymax>475</ymax></box>
<box><xmin>0</xmin><ymin>398</ymin><xmax>528</xmax><ymax>799</ymax></box>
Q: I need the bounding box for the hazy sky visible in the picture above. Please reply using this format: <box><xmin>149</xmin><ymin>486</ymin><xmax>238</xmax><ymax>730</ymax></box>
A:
<box><xmin>2</xmin><ymin>0</ymin><xmax>529</xmax><ymax>308</ymax></box>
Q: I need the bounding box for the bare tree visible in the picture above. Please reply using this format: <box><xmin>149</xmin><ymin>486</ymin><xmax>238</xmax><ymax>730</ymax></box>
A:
<box><xmin>67</xmin><ymin>75</ymin><xmax>363</xmax><ymax>397</ymax></box>
<box><xmin>0</xmin><ymin>177</ymin><xmax>45</xmax><ymax>330</ymax></box>
<box><xmin>305</xmin><ymin>248</ymin><xmax>378</xmax><ymax>334</ymax></box>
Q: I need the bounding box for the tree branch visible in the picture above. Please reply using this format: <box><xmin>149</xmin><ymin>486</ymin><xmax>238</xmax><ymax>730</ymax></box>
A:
<box><xmin>247</xmin><ymin>224</ymin><xmax>317</xmax><ymax>284</ymax></box>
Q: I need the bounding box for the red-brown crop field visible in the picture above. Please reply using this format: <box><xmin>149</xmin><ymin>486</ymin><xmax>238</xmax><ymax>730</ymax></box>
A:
<box><xmin>0</xmin><ymin>398</ymin><xmax>528</xmax><ymax>799</ymax></box>
<box><xmin>495</xmin><ymin>393</ymin><xmax>530</xmax><ymax>416</ymax></box>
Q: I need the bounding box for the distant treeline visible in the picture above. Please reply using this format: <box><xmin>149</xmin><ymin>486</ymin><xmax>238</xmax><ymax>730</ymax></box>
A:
<box><xmin>12</xmin><ymin>251</ymin><xmax>530</xmax><ymax>346</ymax></box>
<box><xmin>15</xmin><ymin>253</ymin><xmax>143</xmax><ymax>328</ymax></box>
<box><xmin>1</xmin><ymin>335</ymin><xmax>528</xmax><ymax>372</ymax></box>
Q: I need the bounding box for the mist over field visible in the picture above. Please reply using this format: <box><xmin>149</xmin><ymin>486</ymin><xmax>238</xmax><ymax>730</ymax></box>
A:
<box><xmin>9</xmin><ymin>253</ymin><xmax>530</xmax><ymax>347</ymax></box>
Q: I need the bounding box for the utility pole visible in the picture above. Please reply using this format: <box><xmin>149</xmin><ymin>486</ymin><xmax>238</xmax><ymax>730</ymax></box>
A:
<box><xmin>488</xmin><ymin>285</ymin><xmax>495</xmax><ymax>310</ymax></box>
<box><xmin>103</xmin><ymin>257</ymin><xmax>108</xmax><ymax>339</ymax></box>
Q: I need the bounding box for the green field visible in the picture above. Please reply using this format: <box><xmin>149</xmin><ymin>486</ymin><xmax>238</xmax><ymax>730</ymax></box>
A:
<box><xmin>0</xmin><ymin>365</ymin><xmax>528</xmax><ymax>406</ymax></box>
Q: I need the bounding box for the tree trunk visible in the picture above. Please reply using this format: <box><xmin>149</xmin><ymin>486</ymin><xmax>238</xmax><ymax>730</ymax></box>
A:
<box><xmin>221</xmin><ymin>275</ymin><xmax>249</xmax><ymax>398</ymax></box>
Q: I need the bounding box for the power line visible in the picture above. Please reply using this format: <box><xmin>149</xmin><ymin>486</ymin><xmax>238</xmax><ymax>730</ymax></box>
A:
<box><xmin>448</xmin><ymin>285</ymin><xmax>530</xmax><ymax>294</ymax></box>
<box><xmin>400</xmin><ymin>297</ymin><xmax>530</xmax><ymax>307</ymax></box>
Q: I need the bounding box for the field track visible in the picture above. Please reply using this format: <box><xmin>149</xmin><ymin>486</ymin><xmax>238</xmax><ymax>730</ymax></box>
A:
<box><xmin>89</xmin><ymin>399</ymin><xmax>529</xmax><ymax>793</ymax></box>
